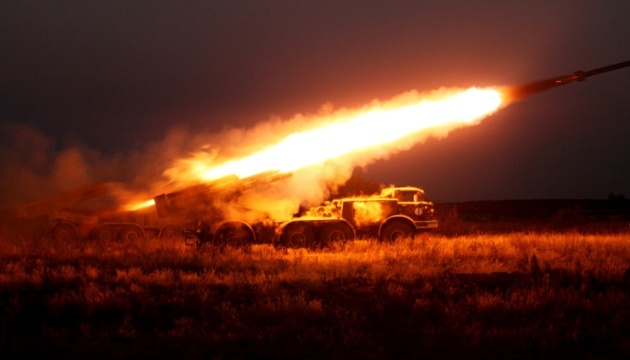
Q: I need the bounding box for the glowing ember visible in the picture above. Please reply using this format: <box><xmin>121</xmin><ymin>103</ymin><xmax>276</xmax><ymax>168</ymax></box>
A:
<box><xmin>179</xmin><ymin>87</ymin><xmax>501</xmax><ymax>182</ymax></box>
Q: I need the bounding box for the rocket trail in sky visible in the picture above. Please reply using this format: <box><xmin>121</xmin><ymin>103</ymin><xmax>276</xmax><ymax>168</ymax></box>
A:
<box><xmin>124</xmin><ymin>60</ymin><xmax>630</xmax><ymax>211</ymax></box>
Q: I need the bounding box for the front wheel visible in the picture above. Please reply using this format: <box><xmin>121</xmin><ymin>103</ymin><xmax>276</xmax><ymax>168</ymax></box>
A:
<box><xmin>380</xmin><ymin>221</ymin><xmax>415</xmax><ymax>242</ymax></box>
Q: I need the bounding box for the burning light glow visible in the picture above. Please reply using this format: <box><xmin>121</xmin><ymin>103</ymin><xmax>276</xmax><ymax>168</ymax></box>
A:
<box><xmin>123</xmin><ymin>199</ymin><xmax>156</xmax><ymax>212</ymax></box>
<box><xmin>185</xmin><ymin>87</ymin><xmax>501</xmax><ymax>181</ymax></box>
<box><xmin>123</xmin><ymin>87</ymin><xmax>503</xmax><ymax>211</ymax></box>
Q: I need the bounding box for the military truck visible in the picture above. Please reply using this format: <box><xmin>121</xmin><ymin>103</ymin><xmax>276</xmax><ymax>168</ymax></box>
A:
<box><xmin>14</xmin><ymin>182</ymin><xmax>176</xmax><ymax>242</ymax></box>
<box><xmin>153</xmin><ymin>176</ymin><xmax>437</xmax><ymax>248</ymax></box>
<box><xmin>280</xmin><ymin>186</ymin><xmax>438</xmax><ymax>247</ymax></box>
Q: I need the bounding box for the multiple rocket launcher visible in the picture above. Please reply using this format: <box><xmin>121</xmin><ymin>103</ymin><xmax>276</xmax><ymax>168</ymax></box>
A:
<box><xmin>147</xmin><ymin>59</ymin><xmax>630</xmax><ymax>242</ymax></box>
<box><xmin>14</xmin><ymin>59</ymin><xmax>630</xmax><ymax>243</ymax></box>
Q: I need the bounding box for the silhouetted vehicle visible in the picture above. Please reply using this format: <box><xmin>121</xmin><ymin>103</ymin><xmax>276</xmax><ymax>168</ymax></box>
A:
<box><xmin>17</xmin><ymin>172</ymin><xmax>437</xmax><ymax>249</ymax></box>
<box><xmin>16</xmin><ymin>182</ymin><xmax>175</xmax><ymax>242</ymax></box>
<box><xmin>153</xmin><ymin>174</ymin><xmax>437</xmax><ymax>249</ymax></box>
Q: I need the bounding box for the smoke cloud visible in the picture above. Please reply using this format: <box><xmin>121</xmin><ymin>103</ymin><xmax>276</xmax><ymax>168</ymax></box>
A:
<box><xmin>0</xmin><ymin>122</ymin><xmax>208</xmax><ymax>209</ymax></box>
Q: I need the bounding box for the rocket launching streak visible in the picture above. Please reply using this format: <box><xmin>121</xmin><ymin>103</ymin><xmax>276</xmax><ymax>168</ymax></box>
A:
<box><xmin>160</xmin><ymin>61</ymin><xmax>630</xmax><ymax>193</ymax></box>
<box><xmin>504</xmin><ymin>60</ymin><xmax>630</xmax><ymax>102</ymax></box>
<box><xmin>123</xmin><ymin>60</ymin><xmax>629</xmax><ymax>212</ymax></box>
<box><xmin>195</xmin><ymin>88</ymin><xmax>502</xmax><ymax>182</ymax></box>
<box><xmin>126</xmin><ymin>87</ymin><xmax>504</xmax><ymax>211</ymax></box>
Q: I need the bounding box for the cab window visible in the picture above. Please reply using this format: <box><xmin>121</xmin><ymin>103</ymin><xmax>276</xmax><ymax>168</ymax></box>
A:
<box><xmin>400</xmin><ymin>191</ymin><xmax>415</xmax><ymax>202</ymax></box>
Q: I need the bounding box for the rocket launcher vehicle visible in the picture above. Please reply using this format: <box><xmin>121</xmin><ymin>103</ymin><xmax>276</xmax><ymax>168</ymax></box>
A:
<box><xmin>153</xmin><ymin>170</ymin><xmax>291</xmax><ymax>218</ymax></box>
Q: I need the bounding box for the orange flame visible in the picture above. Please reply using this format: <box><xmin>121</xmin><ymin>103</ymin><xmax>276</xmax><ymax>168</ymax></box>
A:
<box><xmin>352</xmin><ymin>201</ymin><xmax>388</xmax><ymax>227</ymax></box>
<box><xmin>122</xmin><ymin>199</ymin><xmax>155</xmax><ymax>212</ymax></box>
<box><xmin>124</xmin><ymin>86</ymin><xmax>503</xmax><ymax>211</ymax></box>
<box><xmin>174</xmin><ymin>87</ymin><xmax>502</xmax><ymax>183</ymax></box>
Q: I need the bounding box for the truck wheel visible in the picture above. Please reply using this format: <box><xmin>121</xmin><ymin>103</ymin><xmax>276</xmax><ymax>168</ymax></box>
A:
<box><xmin>319</xmin><ymin>222</ymin><xmax>354</xmax><ymax>248</ymax></box>
<box><xmin>159</xmin><ymin>226</ymin><xmax>186</xmax><ymax>242</ymax></box>
<box><xmin>119</xmin><ymin>225</ymin><xmax>145</xmax><ymax>242</ymax></box>
<box><xmin>279</xmin><ymin>223</ymin><xmax>315</xmax><ymax>249</ymax></box>
<box><xmin>92</xmin><ymin>225</ymin><xmax>116</xmax><ymax>242</ymax></box>
<box><xmin>380</xmin><ymin>221</ymin><xmax>414</xmax><ymax>242</ymax></box>
<box><xmin>216</xmin><ymin>223</ymin><xmax>254</xmax><ymax>251</ymax></box>
<box><xmin>51</xmin><ymin>223</ymin><xmax>78</xmax><ymax>242</ymax></box>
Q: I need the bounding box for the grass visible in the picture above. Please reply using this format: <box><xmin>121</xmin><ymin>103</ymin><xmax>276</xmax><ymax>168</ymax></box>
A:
<box><xmin>1</xmin><ymin>229</ymin><xmax>630</xmax><ymax>359</ymax></box>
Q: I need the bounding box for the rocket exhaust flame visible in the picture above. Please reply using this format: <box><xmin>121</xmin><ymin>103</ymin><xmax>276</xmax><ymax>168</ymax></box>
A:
<box><xmin>170</xmin><ymin>87</ymin><xmax>502</xmax><ymax>186</ymax></box>
<box><xmin>123</xmin><ymin>59</ymin><xmax>629</xmax><ymax>212</ymax></box>
<box><xmin>122</xmin><ymin>87</ymin><xmax>501</xmax><ymax>218</ymax></box>
<box><xmin>123</xmin><ymin>199</ymin><xmax>156</xmax><ymax>212</ymax></box>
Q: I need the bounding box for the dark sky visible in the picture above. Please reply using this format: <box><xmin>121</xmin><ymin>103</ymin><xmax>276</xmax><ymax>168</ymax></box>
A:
<box><xmin>1</xmin><ymin>1</ymin><xmax>629</xmax><ymax>203</ymax></box>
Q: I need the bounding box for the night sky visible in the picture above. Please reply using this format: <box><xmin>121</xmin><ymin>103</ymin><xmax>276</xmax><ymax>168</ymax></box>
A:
<box><xmin>1</xmin><ymin>1</ymin><xmax>629</xmax><ymax>204</ymax></box>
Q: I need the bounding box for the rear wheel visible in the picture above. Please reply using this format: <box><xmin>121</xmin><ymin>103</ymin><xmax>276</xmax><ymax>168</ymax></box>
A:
<box><xmin>380</xmin><ymin>221</ymin><xmax>414</xmax><ymax>242</ymax></box>
<box><xmin>51</xmin><ymin>223</ymin><xmax>78</xmax><ymax>242</ymax></box>
<box><xmin>278</xmin><ymin>222</ymin><xmax>315</xmax><ymax>249</ymax></box>
<box><xmin>159</xmin><ymin>226</ymin><xmax>186</xmax><ymax>243</ymax></box>
<box><xmin>118</xmin><ymin>225</ymin><xmax>145</xmax><ymax>242</ymax></box>
<box><xmin>92</xmin><ymin>225</ymin><xmax>116</xmax><ymax>241</ymax></box>
<box><xmin>319</xmin><ymin>222</ymin><xmax>354</xmax><ymax>248</ymax></box>
<box><xmin>215</xmin><ymin>222</ymin><xmax>254</xmax><ymax>251</ymax></box>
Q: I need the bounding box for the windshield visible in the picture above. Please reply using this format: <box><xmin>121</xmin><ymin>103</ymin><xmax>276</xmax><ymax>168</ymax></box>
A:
<box><xmin>400</xmin><ymin>191</ymin><xmax>423</xmax><ymax>202</ymax></box>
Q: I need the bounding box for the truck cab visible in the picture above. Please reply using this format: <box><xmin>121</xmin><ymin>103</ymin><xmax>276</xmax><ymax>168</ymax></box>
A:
<box><xmin>379</xmin><ymin>186</ymin><xmax>437</xmax><ymax>229</ymax></box>
<box><xmin>311</xmin><ymin>186</ymin><xmax>437</xmax><ymax>242</ymax></box>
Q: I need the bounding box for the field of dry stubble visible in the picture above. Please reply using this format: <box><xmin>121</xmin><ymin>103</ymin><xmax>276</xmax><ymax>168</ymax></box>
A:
<box><xmin>1</xmin><ymin>229</ymin><xmax>630</xmax><ymax>359</ymax></box>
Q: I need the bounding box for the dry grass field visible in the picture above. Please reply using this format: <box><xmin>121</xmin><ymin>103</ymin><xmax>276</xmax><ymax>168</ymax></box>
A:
<box><xmin>1</xmin><ymin>224</ymin><xmax>630</xmax><ymax>359</ymax></box>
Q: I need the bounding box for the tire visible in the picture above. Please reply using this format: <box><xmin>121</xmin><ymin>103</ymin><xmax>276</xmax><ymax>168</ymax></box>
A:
<box><xmin>319</xmin><ymin>222</ymin><xmax>354</xmax><ymax>248</ymax></box>
<box><xmin>51</xmin><ymin>223</ymin><xmax>78</xmax><ymax>242</ymax></box>
<box><xmin>215</xmin><ymin>222</ymin><xmax>254</xmax><ymax>251</ymax></box>
<box><xmin>278</xmin><ymin>222</ymin><xmax>315</xmax><ymax>249</ymax></box>
<box><xmin>118</xmin><ymin>225</ymin><xmax>145</xmax><ymax>242</ymax></box>
<box><xmin>159</xmin><ymin>226</ymin><xmax>186</xmax><ymax>241</ymax></box>
<box><xmin>380</xmin><ymin>221</ymin><xmax>415</xmax><ymax>242</ymax></box>
<box><xmin>144</xmin><ymin>228</ymin><xmax>160</xmax><ymax>241</ymax></box>
<box><xmin>92</xmin><ymin>225</ymin><xmax>116</xmax><ymax>241</ymax></box>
